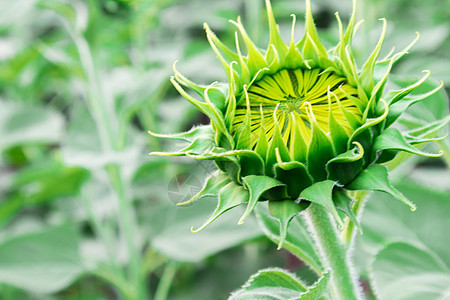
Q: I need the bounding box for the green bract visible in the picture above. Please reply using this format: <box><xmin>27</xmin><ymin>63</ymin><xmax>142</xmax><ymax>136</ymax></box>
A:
<box><xmin>150</xmin><ymin>0</ymin><xmax>447</xmax><ymax>245</ymax></box>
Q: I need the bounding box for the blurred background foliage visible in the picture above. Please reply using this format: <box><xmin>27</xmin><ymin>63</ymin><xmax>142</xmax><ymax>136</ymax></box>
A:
<box><xmin>0</xmin><ymin>0</ymin><xmax>448</xmax><ymax>299</ymax></box>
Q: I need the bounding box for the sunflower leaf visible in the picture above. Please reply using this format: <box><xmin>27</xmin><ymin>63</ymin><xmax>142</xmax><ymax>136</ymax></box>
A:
<box><xmin>298</xmin><ymin>271</ymin><xmax>330</xmax><ymax>300</ymax></box>
<box><xmin>229</xmin><ymin>267</ymin><xmax>307</xmax><ymax>300</ymax></box>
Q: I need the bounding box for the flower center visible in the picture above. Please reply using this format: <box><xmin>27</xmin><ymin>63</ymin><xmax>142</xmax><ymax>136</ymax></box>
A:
<box><xmin>232</xmin><ymin>68</ymin><xmax>362</xmax><ymax>149</ymax></box>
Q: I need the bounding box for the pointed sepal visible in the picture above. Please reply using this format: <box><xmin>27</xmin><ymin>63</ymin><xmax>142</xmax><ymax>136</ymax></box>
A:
<box><xmin>333</xmin><ymin>189</ymin><xmax>362</xmax><ymax>234</ymax></box>
<box><xmin>239</xmin><ymin>175</ymin><xmax>285</xmax><ymax>224</ymax></box>
<box><xmin>268</xmin><ymin>200</ymin><xmax>307</xmax><ymax>250</ymax></box>
<box><xmin>347</xmin><ymin>164</ymin><xmax>416</xmax><ymax>211</ymax></box>
<box><xmin>373</xmin><ymin>128</ymin><xmax>443</xmax><ymax>158</ymax></box>
<box><xmin>191</xmin><ymin>181</ymin><xmax>249</xmax><ymax>233</ymax></box>
<box><xmin>300</xmin><ymin>180</ymin><xmax>344</xmax><ymax>229</ymax></box>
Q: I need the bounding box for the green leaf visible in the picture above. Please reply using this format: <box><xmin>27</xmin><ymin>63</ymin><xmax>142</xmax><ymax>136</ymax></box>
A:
<box><xmin>329</xmin><ymin>105</ymin><xmax>350</xmax><ymax>155</ymax></box>
<box><xmin>373</xmin><ymin>127</ymin><xmax>442</xmax><ymax>158</ymax></box>
<box><xmin>298</xmin><ymin>271</ymin><xmax>330</xmax><ymax>300</ymax></box>
<box><xmin>300</xmin><ymin>180</ymin><xmax>344</xmax><ymax>229</ymax></box>
<box><xmin>268</xmin><ymin>200</ymin><xmax>306</xmax><ymax>250</ymax></box>
<box><xmin>151</xmin><ymin>199</ymin><xmax>262</xmax><ymax>263</ymax></box>
<box><xmin>229</xmin><ymin>268</ymin><xmax>307</xmax><ymax>300</ymax></box>
<box><xmin>0</xmin><ymin>102</ymin><xmax>64</xmax><ymax>151</ymax></box>
<box><xmin>255</xmin><ymin>203</ymin><xmax>322</xmax><ymax>273</ymax></box>
<box><xmin>0</xmin><ymin>224</ymin><xmax>84</xmax><ymax>294</ymax></box>
<box><xmin>347</xmin><ymin>164</ymin><xmax>416</xmax><ymax>211</ymax></box>
<box><xmin>354</xmin><ymin>179</ymin><xmax>450</xmax><ymax>276</ymax></box>
<box><xmin>239</xmin><ymin>175</ymin><xmax>285</xmax><ymax>225</ymax></box>
<box><xmin>9</xmin><ymin>162</ymin><xmax>89</xmax><ymax>205</ymax></box>
<box><xmin>371</xmin><ymin>242</ymin><xmax>450</xmax><ymax>300</ymax></box>
<box><xmin>191</xmin><ymin>181</ymin><xmax>249</xmax><ymax>232</ymax></box>
<box><xmin>242</xmin><ymin>268</ymin><xmax>307</xmax><ymax>291</ymax></box>
<box><xmin>229</xmin><ymin>286</ymin><xmax>303</xmax><ymax>300</ymax></box>
<box><xmin>391</xmin><ymin>76</ymin><xmax>448</xmax><ymax>125</ymax></box>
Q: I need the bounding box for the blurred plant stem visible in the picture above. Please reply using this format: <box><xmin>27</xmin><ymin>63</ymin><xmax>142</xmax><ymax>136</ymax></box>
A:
<box><xmin>154</xmin><ymin>262</ymin><xmax>178</xmax><ymax>300</ymax></box>
<box><xmin>63</xmin><ymin>6</ymin><xmax>148</xmax><ymax>298</ymax></box>
<box><xmin>107</xmin><ymin>164</ymin><xmax>147</xmax><ymax>300</ymax></box>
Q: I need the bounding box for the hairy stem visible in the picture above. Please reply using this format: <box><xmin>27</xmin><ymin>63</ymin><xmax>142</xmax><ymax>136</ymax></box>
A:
<box><xmin>305</xmin><ymin>203</ymin><xmax>363</xmax><ymax>300</ymax></box>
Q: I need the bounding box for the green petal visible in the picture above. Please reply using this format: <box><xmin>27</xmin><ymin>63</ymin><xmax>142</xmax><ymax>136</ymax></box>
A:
<box><xmin>328</xmin><ymin>91</ymin><xmax>350</xmax><ymax>154</ymax></box>
<box><xmin>405</xmin><ymin>115</ymin><xmax>450</xmax><ymax>140</ymax></box>
<box><xmin>349</xmin><ymin>100</ymin><xmax>388</xmax><ymax>147</ymax></box>
<box><xmin>229</xmin><ymin>17</ymin><xmax>267</xmax><ymax>74</ymax></box>
<box><xmin>305</xmin><ymin>104</ymin><xmax>335</xmax><ymax>181</ymax></box>
<box><xmin>266</xmin><ymin>107</ymin><xmax>291</xmax><ymax>175</ymax></box>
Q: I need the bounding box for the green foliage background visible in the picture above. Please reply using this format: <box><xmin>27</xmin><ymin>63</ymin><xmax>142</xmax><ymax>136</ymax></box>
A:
<box><xmin>0</xmin><ymin>0</ymin><xmax>449</xmax><ymax>299</ymax></box>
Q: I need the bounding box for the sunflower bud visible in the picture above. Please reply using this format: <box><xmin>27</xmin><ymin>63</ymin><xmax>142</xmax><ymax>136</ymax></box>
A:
<box><xmin>150</xmin><ymin>0</ymin><xmax>447</xmax><ymax>243</ymax></box>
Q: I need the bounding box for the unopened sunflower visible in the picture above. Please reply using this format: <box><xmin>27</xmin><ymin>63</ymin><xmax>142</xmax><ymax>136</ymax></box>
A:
<box><xmin>150</xmin><ymin>0</ymin><xmax>447</xmax><ymax>245</ymax></box>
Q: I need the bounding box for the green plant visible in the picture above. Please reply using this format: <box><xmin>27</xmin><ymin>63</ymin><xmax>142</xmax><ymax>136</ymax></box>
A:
<box><xmin>150</xmin><ymin>0</ymin><xmax>450</xmax><ymax>298</ymax></box>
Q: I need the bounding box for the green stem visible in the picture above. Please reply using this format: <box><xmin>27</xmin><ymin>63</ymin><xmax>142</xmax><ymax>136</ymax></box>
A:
<box><xmin>305</xmin><ymin>203</ymin><xmax>362</xmax><ymax>300</ymax></box>
<box><xmin>107</xmin><ymin>164</ymin><xmax>147</xmax><ymax>300</ymax></box>
<box><xmin>154</xmin><ymin>262</ymin><xmax>178</xmax><ymax>300</ymax></box>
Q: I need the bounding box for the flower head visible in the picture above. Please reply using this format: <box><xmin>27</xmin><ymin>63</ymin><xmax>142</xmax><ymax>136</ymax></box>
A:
<box><xmin>150</xmin><ymin>0</ymin><xmax>447</xmax><ymax>245</ymax></box>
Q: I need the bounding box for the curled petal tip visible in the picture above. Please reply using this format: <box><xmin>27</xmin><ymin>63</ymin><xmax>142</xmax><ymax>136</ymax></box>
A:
<box><xmin>276</xmin><ymin>243</ymin><xmax>283</xmax><ymax>250</ymax></box>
